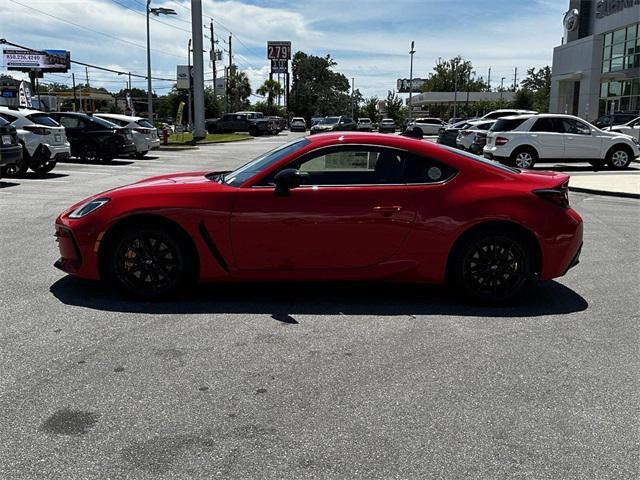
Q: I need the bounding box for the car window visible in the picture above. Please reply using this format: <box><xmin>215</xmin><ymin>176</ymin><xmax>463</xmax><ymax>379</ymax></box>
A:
<box><xmin>562</xmin><ymin>118</ymin><xmax>591</xmax><ymax>135</ymax></box>
<box><xmin>477</xmin><ymin>122</ymin><xmax>494</xmax><ymax>130</ymax></box>
<box><xmin>223</xmin><ymin>137</ymin><xmax>310</xmax><ymax>186</ymax></box>
<box><xmin>342</xmin><ymin>118</ymin><xmax>353</xmax><ymax>124</ymax></box>
<box><xmin>403</xmin><ymin>152</ymin><xmax>457</xmax><ymax>184</ymax></box>
<box><xmin>0</xmin><ymin>112</ymin><xmax>18</xmax><ymax>123</ymax></box>
<box><xmin>26</xmin><ymin>113</ymin><xmax>60</xmax><ymax>127</ymax></box>
<box><xmin>56</xmin><ymin>115</ymin><xmax>85</xmax><ymax>129</ymax></box>
<box><xmin>320</xmin><ymin>117</ymin><xmax>339</xmax><ymax>125</ymax></box>
<box><xmin>531</xmin><ymin>118</ymin><xmax>564</xmax><ymax>133</ymax></box>
<box><xmin>90</xmin><ymin>116</ymin><xmax>117</xmax><ymax>128</ymax></box>
<box><xmin>136</xmin><ymin>119</ymin><xmax>154</xmax><ymax>128</ymax></box>
<box><xmin>491</xmin><ymin>118</ymin><xmax>527</xmax><ymax>132</ymax></box>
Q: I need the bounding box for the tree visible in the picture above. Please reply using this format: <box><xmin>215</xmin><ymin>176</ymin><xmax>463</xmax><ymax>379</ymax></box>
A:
<box><xmin>227</xmin><ymin>69</ymin><xmax>252</xmax><ymax>112</ymax></box>
<box><xmin>521</xmin><ymin>66</ymin><xmax>551</xmax><ymax>112</ymax></box>
<box><xmin>360</xmin><ymin>96</ymin><xmax>379</xmax><ymax>121</ymax></box>
<box><xmin>256</xmin><ymin>79</ymin><xmax>284</xmax><ymax>111</ymax></box>
<box><xmin>289</xmin><ymin>51</ymin><xmax>351</xmax><ymax>122</ymax></box>
<box><xmin>420</xmin><ymin>56</ymin><xmax>487</xmax><ymax>93</ymax></box>
<box><xmin>513</xmin><ymin>88</ymin><xmax>534</xmax><ymax>110</ymax></box>
<box><xmin>385</xmin><ymin>90</ymin><xmax>405</xmax><ymax>124</ymax></box>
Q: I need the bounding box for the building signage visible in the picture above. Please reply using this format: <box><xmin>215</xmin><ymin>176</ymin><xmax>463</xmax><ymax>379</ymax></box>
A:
<box><xmin>596</xmin><ymin>0</ymin><xmax>640</xmax><ymax>18</ymax></box>
<box><xmin>18</xmin><ymin>81</ymin><xmax>32</xmax><ymax>108</ymax></box>
<box><xmin>271</xmin><ymin>59</ymin><xmax>288</xmax><ymax>74</ymax></box>
<box><xmin>3</xmin><ymin>49</ymin><xmax>70</xmax><ymax>72</ymax></box>
<box><xmin>397</xmin><ymin>78</ymin><xmax>425</xmax><ymax>93</ymax></box>
<box><xmin>267</xmin><ymin>41</ymin><xmax>291</xmax><ymax>60</ymax></box>
<box><xmin>563</xmin><ymin>9</ymin><xmax>579</xmax><ymax>32</ymax></box>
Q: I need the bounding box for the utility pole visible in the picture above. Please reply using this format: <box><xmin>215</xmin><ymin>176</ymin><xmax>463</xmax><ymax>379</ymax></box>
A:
<box><xmin>453</xmin><ymin>66</ymin><xmax>458</xmax><ymax>120</ymax></box>
<box><xmin>500</xmin><ymin>77</ymin><xmax>506</xmax><ymax>103</ymax></box>
<box><xmin>227</xmin><ymin>34</ymin><xmax>232</xmax><ymax>112</ymax></box>
<box><xmin>408</xmin><ymin>41</ymin><xmax>415</xmax><ymax>123</ymax></box>
<box><xmin>487</xmin><ymin>67</ymin><xmax>491</xmax><ymax>92</ymax></box>
<box><xmin>146</xmin><ymin>0</ymin><xmax>152</xmax><ymax>123</ymax></box>
<box><xmin>72</xmin><ymin>72</ymin><xmax>77</xmax><ymax>112</ymax></box>
<box><xmin>513</xmin><ymin>67</ymin><xmax>518</xmax><ymax>91</ymax></box>
<box><xmin>188</xmin><ymin>38</ymin><xmax>192</xmax><ymax>131</ymax></box>
<box><xmin>351</xmin><ymin>77</ymin><xmax>355</xmax><ymax>119</ymax></box>
<box><xmin>85</xmin><ymin>66</ymin><xmax>90</xmax><ymax>112</ymax></box>
<box><xmin>191</xmin><ymin>0</ymin><xmax>206</xmax><ymax>140</ymax></box>
<box><xmin>210</xmin><ymin>21</ymin><xmax>216</xmax><ymax>96</ymax></box>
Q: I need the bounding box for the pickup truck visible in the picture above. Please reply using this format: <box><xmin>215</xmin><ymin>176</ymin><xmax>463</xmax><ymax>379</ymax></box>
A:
<box><xmin>205</xmin><ymin>112</ymin><xmax>272</xmax><ymax>136</ymax></box>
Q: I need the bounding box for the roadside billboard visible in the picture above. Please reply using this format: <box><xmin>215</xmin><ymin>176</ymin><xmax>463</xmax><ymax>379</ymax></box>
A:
<box><xmin>397</xmin><ymin>78</ymin><xmax>426</xmax><ymax>93</ymax></box>
<box><xmin>176</xmin><ymin>65</ymin><xmax>192</xmax><ymax>90</ymax></box>
<box><xmin>3</xmin><ymin>49</ymin><xmax>70</xmax><ymax>72</ymax></box>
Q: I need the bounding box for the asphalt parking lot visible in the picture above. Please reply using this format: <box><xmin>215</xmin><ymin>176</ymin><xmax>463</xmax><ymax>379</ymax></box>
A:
<box><xmin>1</xmin><ymin>131</ymin><xmax>639</xmax><ymax>479</ymax></box>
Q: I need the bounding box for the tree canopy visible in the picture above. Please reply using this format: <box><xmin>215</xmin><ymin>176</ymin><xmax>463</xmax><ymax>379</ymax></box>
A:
<box><xmin>420</xmin><ymin>56</ymin><xmax>487</xmax><ymax>93</ymax></box>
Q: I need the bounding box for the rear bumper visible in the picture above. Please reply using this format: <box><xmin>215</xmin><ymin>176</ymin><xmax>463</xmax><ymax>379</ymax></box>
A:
<box><xmin>0</xmin><ymin>144</ymin><xmax>22</xmax><ymax>167</ymax></box>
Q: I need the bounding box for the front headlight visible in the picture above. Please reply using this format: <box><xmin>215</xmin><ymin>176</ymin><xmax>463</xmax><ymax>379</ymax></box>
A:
<box><xmin>69</xmin><ymin>198</ymin><xmax>110</xmax><ymax>218</ymax></box>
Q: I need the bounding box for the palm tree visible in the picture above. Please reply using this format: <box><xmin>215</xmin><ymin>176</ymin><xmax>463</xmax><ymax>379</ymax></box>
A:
<box><xmin>228</xmin><ymin>70</ymin><xmax>252</xmax><ymax>112</ymax></box>
<box><xmin>257</xmin><ymin>79</ymin><xmax>284</xmax><ymax>108</ymax></box>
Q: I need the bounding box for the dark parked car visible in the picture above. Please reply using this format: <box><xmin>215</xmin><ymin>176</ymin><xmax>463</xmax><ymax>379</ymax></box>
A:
<box><xmin>205</xmin><ymin>112</ymin><xmax>272</xmax><ymax>136</ymax></box>
<box><xmin>437</xmin><ymin>120</ymin><xmax>472</xmax><ymax>147</ymax></box>
<box><xmin>309</xmin><ymin>116</ymin><xmax>357</xmax><ymax>134</ymax></box>
<box><xmin>49</xmin><ymin>112</ymin><xmax>136</xmax><ymax>163</ymax></box>
<box><xmin>594</xmin><ymin>112</ymin><xmax>639</xmax><ymax>129</ymax></box>
<box><xmin>469</xmin><ymin>131</ymin><xmax>488</xmax><ymax>155</ymax></box>
<box><xmin>0</xmin><ymin>116</ymin><xmax>22</xmax><ymax>178</ymax></box>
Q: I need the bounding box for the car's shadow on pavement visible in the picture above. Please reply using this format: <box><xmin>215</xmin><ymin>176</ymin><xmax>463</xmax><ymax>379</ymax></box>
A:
<box><xmin>50</xmin><ymin>276</ymin><xmax>588</xmax><ymax>320</ymax></box>
<box><xmin>0</xmin><ymin>180</ymin><xmax>20</xmax><ymax>189</ymax></box>
<box><xmin>57</xmin><ymin>158</ymin><xmax>136</xmax><ymax>166</ymax></box>
<box><xmin>534</xmin><ymin>164</ymin><xmax>640</xmax><ymax>173</ymax></box>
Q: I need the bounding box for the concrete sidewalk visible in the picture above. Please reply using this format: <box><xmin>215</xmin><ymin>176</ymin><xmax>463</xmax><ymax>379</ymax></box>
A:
<box><xmin>568</xmin><ymin>169</ymin><xmax>640</xmax><ymax>198</ymax></box>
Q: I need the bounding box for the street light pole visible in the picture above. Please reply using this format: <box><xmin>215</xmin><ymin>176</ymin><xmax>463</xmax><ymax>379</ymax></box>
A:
<box><xmin>351</xmin><ymin>77</ymin><xmax>355</xmax><ymax>119</ymax></box>
<box><xmin>408</xmin><ymin>41</ymin><xmax>415</xmax><ymax>123</ymax></box>
<box><xmin>190</xmin><ymin>0</ymin><xmax>206</xmax><ymax>140</ymax></box>
<box><xmin>146</xmin><ymin>2</ymin><xmax>177</xmax><ymax>124</ymax></box>
<box><xmin>500</xmin><ymin>77</ymin><xmax>506</xmax><ymax>103</ymax></box>
<box><xmin>146</xmin><ymin>0</ymin><xmax>152</xmax><ymax>123</ymax></box>
<box><xmin>188</xmin><ymin>38</ymin><xmax>192</xmax><ymax>131</ymax></box>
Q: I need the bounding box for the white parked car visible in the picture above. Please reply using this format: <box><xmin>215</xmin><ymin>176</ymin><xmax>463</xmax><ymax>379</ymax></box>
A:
<box><xmin>290</xmin><ymin>117</ymin><xmax>306</xmax><ymax>132</ymax></box>
<box><xmin>484</xmin><ymin>113</ymin><xmax>640</xmax><ymax>169</ymax></box>
<box><xmin>0</xmin><ymin>107</ymin><xmax>70</xmax><ymax>175</ymax></box>
<box><xmin>455</xmin><ymin>119</ymin><xmax>495</xmax><ymax>151</ymax></box>
<box><xmin>605</xmin><ymin>116</ymin><xmax>640</xmax><ymax>141</ymax></box>
<box><xmin>481</xmin><ymin>109</ymin><xmax>537</xmax><ymax>120</ymax></box>
<box><xmin>94</xmin><ymin>113</ymin><xmax>160</xmax><ymax>158</ymax></box>
<box><xmin>407</xmin><ymin>117</ymin><xmax>447</xmax><ymax>135</ymax></box>
<box><xmin>357</xmin><ymin>118</ymin><xmax>373</xmax><ymax>131</ymax></box>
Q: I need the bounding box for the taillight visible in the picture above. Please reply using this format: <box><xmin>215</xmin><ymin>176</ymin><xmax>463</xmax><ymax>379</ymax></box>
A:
<box><xmin>23</xmin><ymin>125</ymin><xmax>51</xmax><ymax>135</ymax></box>
<box><xmin>533</xmin><ymin>183</ymin><xmax>569</xmax><ymax>208</ymax></box>
<box><xmin>495</xmin><ymin>136</ymin><xmax>509</xmax><ymax>145</ymax></box>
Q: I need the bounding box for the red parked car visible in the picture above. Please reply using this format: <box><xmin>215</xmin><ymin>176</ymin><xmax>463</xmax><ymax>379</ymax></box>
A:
<box><xmin>54</xmin><ymin>132</ymin><xmax>583</xmax><ymax>304</ymax></box>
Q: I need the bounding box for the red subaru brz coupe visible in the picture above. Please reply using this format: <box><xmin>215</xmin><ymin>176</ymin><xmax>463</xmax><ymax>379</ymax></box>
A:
<box><xmin>54</xmin><ymin>132</ymin><xmax>583</xmax><ymax>303</ymax></box>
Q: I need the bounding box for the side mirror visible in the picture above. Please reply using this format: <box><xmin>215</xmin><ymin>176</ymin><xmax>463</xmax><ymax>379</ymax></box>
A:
<box><xmin>274</xmin><ymin>168</ymin><xmax>303</xmax><ymax>196</ymax></box>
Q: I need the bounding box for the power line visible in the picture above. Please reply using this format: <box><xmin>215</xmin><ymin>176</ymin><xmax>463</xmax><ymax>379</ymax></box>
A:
<box><xmin>8</xmin><ymin>0</ymin><xmax>184</xmax><ymax>60</ymax></box>
<box><xmin>110</xmin><ymin>0</ymin><xmax>193</xmax><ymax>34</ymax></box>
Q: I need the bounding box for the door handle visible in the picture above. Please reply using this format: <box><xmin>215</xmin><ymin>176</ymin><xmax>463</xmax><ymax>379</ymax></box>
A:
<box><xmin>373</xmin><ymin>205</ymin><xmax>403</xmax><ymax>215</ymax></box>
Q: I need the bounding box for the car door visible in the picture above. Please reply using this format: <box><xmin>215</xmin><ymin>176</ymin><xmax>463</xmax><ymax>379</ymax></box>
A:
<box><xmin>229</xmin><ymin>145</ymin><xmax>417</xmax><ymax>271</ymax></box>
<box><xmin>52</xmin><ymin>114</ymin><xmax>84</xmax><ymax>146</ymax></box>
<box><xmin>529</xmin><ymin>117</ymin><xmax>565</xmax><ymax>159</ymax></box>
<box><xmin>562</xmin><ymin>118</ymin><xmax>602</xmax><ymax>159</ymax></box>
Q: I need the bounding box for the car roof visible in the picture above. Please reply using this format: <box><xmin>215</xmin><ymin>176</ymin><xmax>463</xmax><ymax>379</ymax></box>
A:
<box><xmin>95</xmin><ymin>113</ymin><xmax>143</xmax><ymax>121</ymax></box>
<box><xmin>466</xmin><ymin>119</ymin><xmax>495</xmax><ymax>125</ymax></box>
<box><xmin>0</xmin><ymin>106</ymin><xmax>47</xmax><ymax>116</ymax></box>
<box><xmin>498</xmin><ymin>113</ymin><xmax>583</xmax><ymax>121</ymax></box>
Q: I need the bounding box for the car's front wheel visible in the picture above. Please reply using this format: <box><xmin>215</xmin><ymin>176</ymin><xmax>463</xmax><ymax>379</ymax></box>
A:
<box><xmin>1</xmin><ymin>145</ymin><xmax>29</xmax><ymax>177</ymax></box>
<box><xmin>31</xmin><ymin>160</ymin><xmax>57</xmax><ymax>174</ymax></box>
<box><xmin>606</xmin><ymin>145</ymin><xmax>632</xmax><ymax>169</ymax></box>
<box><xmin>107</xmin><ymin>224</ymin><xmax>193</xmax><ymax>298</ymax></box>
<box><xmin>450</xmin><ymin>229</ymin><xmax>534</xmax><ymax>304</ymax></box>
<box><xmin>134</xmin><ymin>150</ymin><xmax>149</xmax><ymax>159</ymax></box>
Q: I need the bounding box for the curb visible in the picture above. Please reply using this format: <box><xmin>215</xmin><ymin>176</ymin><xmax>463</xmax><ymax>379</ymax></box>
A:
<box><xmin>569</xmin><ymin>186</ymin><xmax>640</xmax><ymax>199</ymax></box>
<box><xmin>159</xmin><ymin>146</ymin><xmax>199</xmax><ymax>151</ymax></box>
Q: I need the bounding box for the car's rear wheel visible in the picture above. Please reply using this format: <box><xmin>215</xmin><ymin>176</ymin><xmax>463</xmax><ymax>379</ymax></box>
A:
<box><xmin>606</xmin><ymin>145</ymin><xmax>632</xmax><ymax>169</ymax></box>
<box><xmin>31</xmin><ymin>160</ymin><xmax>56</xmax><ymax>174</ymax></box>
<box><xmin>134</xmin><ymin>150</ymin><xmax>148</xmax><ymax>159</ymax></box>
<box><xmin>1</xmin><ymin>145</ymin><xmax>29</xmax><ymax>177</ymax></box>
<box><xmin>450</xmin><ymin>229</ymin><xmax>533</xmax><ymax>304</ymax></box>
<box><xmin>108</xmin><ymin>224</ymin><xmax>191</xmax><ymax>298</ymax></box>
<box><xmin>510</xmin><ymin>147</ymin><xmax>537</xmax><ymax>169</ymax></box>
<box><xmin>78</xmin><ymin>143</ymin><xmax>100</xmax><ymax>162</ymax></box>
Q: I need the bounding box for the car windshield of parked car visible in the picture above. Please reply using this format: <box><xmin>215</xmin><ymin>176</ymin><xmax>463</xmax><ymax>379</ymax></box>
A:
<box><xmin>382</xmin><ymin>119</ymin><xmax>394</xmax><ymax>124</ymax></box>
<box><xmin>220</xmin><ymin>138</ymin><xmax>311</xmax><ymax>186</ymax></box>
<box><xmin>26</xmin><ymin>113</ymin><xmax>60</xmax><ymax>127</ymax></box>
<box><xmin>136</xmin><ymin>119</ymin><xmax>155</xmax><ymax>128</ymax></box>
<box><xmin>441</xmin><ymin>145</ymin><xmax>521</xmax><ymax>174</ymax></box>
<box><xmin>91</xmin><ymin>116</ymin><xmax>118</xmax><ymax>128</ymax></box>
<box><xmin>320</xmin><ymin>117</ymin><xmax>339</xmax><ymax>125</ymax></box>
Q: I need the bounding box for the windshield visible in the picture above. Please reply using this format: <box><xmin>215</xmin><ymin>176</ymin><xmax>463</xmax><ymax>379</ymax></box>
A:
<box><xmin>91</xmin><ymin>116</ymin><xmax>118</xmax><ymax>128</ymax></box>
<box><xmin>382</xmin><ymin>119</ymin><xmax>394</xmax><ymax>124</ymax></box>
<box><xmin>320</xmin><ymin>117</ymin><xmax>339</xmax><ymax>125</ymax></box>
<box><xmin>221</xmin><ymin>138</ymin><xmax>310</xmax><ymax>186</ymax></box>
<box><xmin>136</xmin><ymin>119</ymin><xmax>154</xmax><ymax>128</ymax></box>
<box><xmin>440</xmin><ymin>145</ymin><xmax>520</xmax><ymax>174</ymax></box>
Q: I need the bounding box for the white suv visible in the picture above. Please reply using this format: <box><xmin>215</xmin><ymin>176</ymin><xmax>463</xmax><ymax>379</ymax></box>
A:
<box><xmin>407</xmin><ymin>117</ymin><xmax>446</xmax><ymax>135</ymax></box>
<box><xmin>357</xmin><ymin>118</ymin><xmax>373</xmax><ymax>131</ymax></box>
<box><xmin>481</xmin><ymin>109</ymin><xmax>537</xmax><ymax>120</ymax></box>
<box><xmin>483</xmin><ymin>114</ymin><xmax>640</xmax><ymax>169</ymax></box>
<box><xmin>95</xmin><ymin>113</ymin><xmax>160</xmax><ymax>158</ymax></box>
<box><xmin>0</xmin><ymin>107</ymin><xmax>70</xmax><ymax>175</ymax></box>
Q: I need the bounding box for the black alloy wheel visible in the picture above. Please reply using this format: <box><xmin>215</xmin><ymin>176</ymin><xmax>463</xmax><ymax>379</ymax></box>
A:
<box><xmin>110</xmin><ymin>226</ymin><xmax>187</xmax><ymax>298</ymax></box>
<box><xmin>78</xmin><ymin>142</ymin><xmax>100</xmax><ymax>162</ymax></box>
<box><xmin>1</xmin><ymin>146</ymin><xmax>29</xmax><ymax>177</ymax></box>
<box><xmin>452</xmin><ymin>231</ymin><xmax>533</xmax><ymax>304</ymax></box>
<box><xmin>31</xmin><ymin>160</ymin><xmax>57</xmax><ymax>174</ymax></box>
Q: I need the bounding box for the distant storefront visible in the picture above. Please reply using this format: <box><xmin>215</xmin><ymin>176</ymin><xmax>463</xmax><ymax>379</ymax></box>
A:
<box><xmin>550</xmin><ymin>0</ymin><xmax>640</xmax><ymax>121</ymax></box>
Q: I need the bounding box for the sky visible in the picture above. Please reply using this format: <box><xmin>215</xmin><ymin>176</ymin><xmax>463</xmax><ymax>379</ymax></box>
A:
<box><xmin>1</xmin><ymin>0</ymin><xmax>568</xmax><ymax>99</ymax></box>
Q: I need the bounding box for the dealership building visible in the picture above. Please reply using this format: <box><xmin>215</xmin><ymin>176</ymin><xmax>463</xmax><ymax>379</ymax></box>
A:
<box><xmin>550</xmin><ymin>0</ymin><xmax>640</xmax><ymax>121</ymax></box>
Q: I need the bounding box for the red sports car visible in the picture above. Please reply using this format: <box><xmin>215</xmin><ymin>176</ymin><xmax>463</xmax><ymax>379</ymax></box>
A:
<box><xmin>54</xmin><ymin>132</ymin><xmax>583</xmax><ymax>303</ymax></box>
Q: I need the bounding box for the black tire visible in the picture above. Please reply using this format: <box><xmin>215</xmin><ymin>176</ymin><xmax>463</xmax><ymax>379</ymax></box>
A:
<box><xmin>78</xmin><ymin>142</ymin><xmax>100</xmax><ymax>163</ymax></box>
<box><xmin>249</xmin><ymin>126</ymin><xmax>259</xmax><ymax>137</ymax></box>
<box><xmin>31</xmin><ymin>160</ymin><xmax>57</xmax><ymax>174</ymax></box>
<box><xmin>134</xmin><ymin>151</ymin><xmax>148</xmax><ymax>159</ymax></box>
<box><xmin>207</xmin><ymin>125</ymin><xmax>218</xmax><ymax>134</ymax></box>
<box><xmin>449</xmin><ymin>228</ymin><xmax>534</xmax><ymax>304</ymax></box>
<box><xmin>1</xmin><ymin>145</ymin><xmax>29</xmax><ymax>177</ymax></box>
<box><xmin>509</xmin><ymin>147</ymin><xmax>537</xmax><ymax>169</ymax></box>
<box><xmin>605</xmin><ymin>145</ymin><xmax>632</xmax><ymax>169</ymax></box>
<box><xmin>106</xmin><ymin>223</ymin><xmax>194</xmax><ymax>298</ymax></box>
